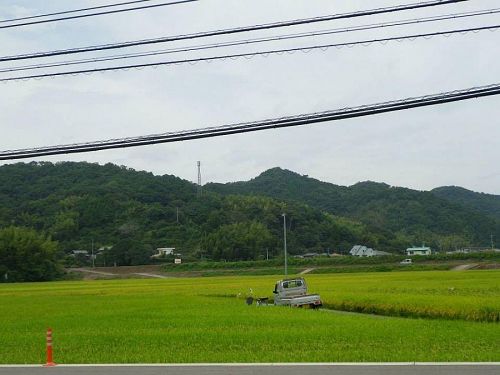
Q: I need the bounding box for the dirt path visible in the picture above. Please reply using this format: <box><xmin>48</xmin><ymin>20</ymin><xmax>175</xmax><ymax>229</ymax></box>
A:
<box><xmin>132</xmin><ymin>273</ymin><xmax>169</xmax><ymax>279</ymax></box>
<box><xmin>67</xmin><ymin>266</ymin><xmax>173</xmax><ymax>280</ymax></box>
<box><xmin>71</xmin><ymin>268</ymin><xmax>117</xmax><ymax>276</ymax></box>
<box><xmin>451</xmin><ymin>264</ymin><xmax>477</xmax><ymax>271</ymax></box>
<box><xmin>300</xmin><ymin>268</ymin><xmax>315</xmax><ymax>275</ymax></box>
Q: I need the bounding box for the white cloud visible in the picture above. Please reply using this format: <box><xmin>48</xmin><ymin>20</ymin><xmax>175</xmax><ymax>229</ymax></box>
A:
<box><xmin>0</xmin><ymin>0</ymin><xmax>499</xmax><ymax>193</ymax></box>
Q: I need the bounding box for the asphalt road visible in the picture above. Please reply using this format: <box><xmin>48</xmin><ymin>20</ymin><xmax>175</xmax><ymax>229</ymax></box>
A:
<box><xmin>0</xmin><ymin>364</ymin><xmax>498</xmax><ymax>375</ymax></box>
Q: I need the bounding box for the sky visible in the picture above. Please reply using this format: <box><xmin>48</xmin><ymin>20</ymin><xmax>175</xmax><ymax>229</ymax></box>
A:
<box><xmin>0</xmin><ymin>0</ymin><xmax>499</xmax><ymax>194</ymax></box>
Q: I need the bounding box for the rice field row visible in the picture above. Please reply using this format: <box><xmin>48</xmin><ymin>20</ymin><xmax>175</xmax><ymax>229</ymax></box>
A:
<box><xmin>202</xmin><ymin>270</ymin><xmax>500</xmax><ymax>322</ymax></box>
<box><xmin>315</xmin><ymin>271</ymin><xmax>500</xmax><ymax>322</ymax></box>
<box><xmin>0</xmin><ymin>270</ymin><xmax>498</xmax><ymax>364</ymax></box>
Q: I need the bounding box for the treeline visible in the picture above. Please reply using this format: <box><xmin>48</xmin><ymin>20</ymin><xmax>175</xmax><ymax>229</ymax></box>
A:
<box><xmin>0</xmin><ymin>226</ymin><xmax>62</xmax><ymax>282</ymax></box>
<box><xmin>207</xmin><ymin>167</ymin><xmax>500</xmax><ymax>249</ymax></box>
<box><xmin>0</xmin><ymin>163</ymin><xmax>385</xmax><ymax>267</ymax></box>
<box><xmin>0</xmin><ymin>162</ymin><xmax>498</xmax><ymax>281</ymax></box>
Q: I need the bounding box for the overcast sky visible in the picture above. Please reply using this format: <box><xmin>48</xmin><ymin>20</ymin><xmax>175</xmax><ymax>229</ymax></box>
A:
<box><xmin>0</xmin><ymin>0</ymin><xmax>499</xmax><ymax>193</ymax></box>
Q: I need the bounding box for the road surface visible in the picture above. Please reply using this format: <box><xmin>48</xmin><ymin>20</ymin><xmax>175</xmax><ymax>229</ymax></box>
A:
<box><xmin>0</xmin><ymin>364</ymin><xmax>498</xmax><ymax>375</ymax></box>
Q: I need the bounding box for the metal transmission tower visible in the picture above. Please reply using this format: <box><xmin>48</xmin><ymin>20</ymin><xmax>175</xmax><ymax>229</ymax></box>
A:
<box><xmin>197</xmin><ymin>161</ymin><xmax>202</xmax><ymax>196</ymax></box>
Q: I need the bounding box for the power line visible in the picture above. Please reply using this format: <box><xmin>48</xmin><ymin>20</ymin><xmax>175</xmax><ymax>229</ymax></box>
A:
<box><xmin>0</xmin><ymin>0</ymin><xmax>469</xmax><ymax>62</ymax></box>
<box><xmin>0</xmin><ymin>0</ymin><xmax>153</xmax><ymax>24</ymax></box>
<box><xmin>2</xmin><ymin>7</ymin><xmax>497</xmax><ymax>74</ymax></box>
<box><xmin>2</xmin><ymin>23</ymin><xmax>498</xmax><ymax>83</ymax></box>
<box><xmin>1</xmin><ymin>82</ymin><xmax>499</xmax><ymax>160</ymax></box>
<box><xmin>0</xmin><ymin>0</ymin><xmax>198</xmax><ymax>30</ymax></box>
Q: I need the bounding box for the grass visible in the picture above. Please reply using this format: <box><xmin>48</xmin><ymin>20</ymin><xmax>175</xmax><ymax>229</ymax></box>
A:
<box><xmin>0</xmin><ymin>270</ymin><xmax>498</xmax><ymax>364</ymax></box>
<box><xmin>179</xmin><ymin>264</ymin><xmax>455</xmax><ymax>277</ymax></box>
<box><xmin>161</xmin><ymin>252</ymin><xmax>499</xmax><ymax>276</ymax></box>
<box><xmin>162</xmin><ymin>251</ymin><xmax>500</xmax><ymax>272</ymax></box>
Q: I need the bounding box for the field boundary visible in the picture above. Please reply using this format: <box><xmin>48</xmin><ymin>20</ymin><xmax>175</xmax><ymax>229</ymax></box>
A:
<box><xmin>1</xmin><ymin>362</ymin><xmax>499</xmax><ymax>367</ymax></box>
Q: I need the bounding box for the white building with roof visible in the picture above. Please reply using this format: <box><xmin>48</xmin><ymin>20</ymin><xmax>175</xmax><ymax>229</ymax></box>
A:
<box><xmin>349</xmin><ymin>245</ymin><xmax>391</xmax><ymax>257</ymax></box>
<box><xmin>406</xmin><ymin>246</ymin><xmax>431</xmax><ymax>256</ymax></box>
<box><xmin>151</xmin><ymin>247</ymin><xmax>175</xmax><ymax>258</ymax></box>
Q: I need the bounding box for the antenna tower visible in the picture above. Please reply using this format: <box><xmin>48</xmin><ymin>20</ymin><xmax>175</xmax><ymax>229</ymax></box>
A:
<box><xmin>197</xmin><ymin>161</ymin><xmax>202</xmax><ymax>196</ymax></box>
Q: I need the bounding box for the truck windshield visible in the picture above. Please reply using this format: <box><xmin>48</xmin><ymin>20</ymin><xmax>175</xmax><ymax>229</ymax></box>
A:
<box><xmin>283</xmin><ymin>280</ymin><xmax>303</xmax><ymax>288</ymax></box>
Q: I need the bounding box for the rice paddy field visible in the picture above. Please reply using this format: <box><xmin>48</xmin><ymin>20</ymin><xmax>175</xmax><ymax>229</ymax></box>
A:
<box><xmin>0</xmin><ymin>270</ymin><xmax>499</xmax><ymax>364</ymax></box>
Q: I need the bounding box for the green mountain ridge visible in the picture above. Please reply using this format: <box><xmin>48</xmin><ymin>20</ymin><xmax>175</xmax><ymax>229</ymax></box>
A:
<box><xmin>206</xmin><ymin>167</ymin><xmax>500</xmax><ymax>248</ymax></box>
<box><xmin>0</xmin><ymin>162</ymin><xmax>393</xmax><ymax>263</ymax></box>
<box><xmin>432</xmin><ymin>185</ymin><xmax>500</xmax><ymax>221</ymax></box>
<box><xmin>0</xmin><ymin>163</ymin><xmax>498</xmax><ymax>267</ymax></box>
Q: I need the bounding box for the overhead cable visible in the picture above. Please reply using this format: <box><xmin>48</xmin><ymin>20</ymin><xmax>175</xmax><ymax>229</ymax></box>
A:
<box><xmin>0</xmin><ymin>0</ymin><xmax>198</xmax><ymax>30</ymax></box>
<box><xmin>2</xmin><ymin>7</ymin><xmax>498</xmax><ymax>74</ymax></box>
<box><xmin>0</xmin><ymin>0</ymin><xmax>469</xmax><ymax>62</ymax></box>
<box><xmin>1</xmin><ymin>82</ymin><xmax>499</xmax><ymax>160</ymax></box>
<box><xmin>0</xmin><ymin>0</ymin><xmax>153</xmax><ymax>23</ymax></box>
<box><xmin>1</xmin><ymin>23</ymin><xmax>498</xmax><ymax>83</ymax></box>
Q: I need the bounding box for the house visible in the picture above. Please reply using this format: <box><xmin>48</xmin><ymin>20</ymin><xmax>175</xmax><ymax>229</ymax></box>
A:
<box><xmin>303</xmin><ymin>252</ymin><xmax>320</xmax><ymax>258</ymax></box>
<box><xmin>151</xmin><ymin>247</ymin><xmax>175</xmax><ymax>258</ymax></box>
<box><xmin>70</xmin><ymin>250</ymin><xmax>89</xmax><ymax>257</ymax></box>
<box><xmin>446</xmin><ymin>247</ymin><xmax>495</xmax><ymax>254</ymax></box>
<box><xmin>349</xmin><ymin>245</ymin><xmax>391</xmax><ymax>257</ymax></box>
<box><xmin>406</xmin><ymin>246</ymin><xmax>431</xmax><ymax>256</ymax></box>
<box><xmin>98</xmin><ymin>246</ymin><xmax>113</xmax><ymax>253</ymax></box>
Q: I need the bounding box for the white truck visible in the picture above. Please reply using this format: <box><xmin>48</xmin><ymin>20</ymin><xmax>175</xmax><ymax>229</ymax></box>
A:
<box><xmin>272</xmin><ymin>277</ymin><xmax>322</xmax><ymax>308</ymax></box>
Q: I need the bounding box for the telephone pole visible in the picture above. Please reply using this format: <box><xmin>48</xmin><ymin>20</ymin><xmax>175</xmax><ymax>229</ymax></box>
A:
<box><xmin>491</xmin><ymin>234</ymin><xmax>495</xmax><ymax>250</ymax></box>
<box><xmin>282</xmin><ymin>213</ymin><xmax>288</xmax><ymax>276</ymax></box>
<box><xmin>91</xmin><ymin>238</ymin><xmax>95</xmax><ymax>268</ymax></box>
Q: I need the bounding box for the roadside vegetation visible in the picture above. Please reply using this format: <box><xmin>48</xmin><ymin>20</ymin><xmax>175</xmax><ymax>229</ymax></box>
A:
<box><xmin>0</xmin><ymin>226</ymin><xmax>62</xmax><ymax>282</ymax></box>
<box><xmin>161</xmin><ymin>251</ymin><xmax>500</xmax><ymax>274</ymax></box>
<box><xmin>0</xmin><ymin>270</ymin><xmax>498</xmax><ymax>364</ymax></box>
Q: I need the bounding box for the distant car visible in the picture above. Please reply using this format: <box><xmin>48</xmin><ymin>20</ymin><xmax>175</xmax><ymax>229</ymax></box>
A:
<box><xmin>400</xmin><ymin>258</ymin><xmax>412</xmax><ymax>265</ymax></box>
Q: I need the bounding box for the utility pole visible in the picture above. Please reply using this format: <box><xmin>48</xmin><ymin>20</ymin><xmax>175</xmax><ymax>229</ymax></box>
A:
<box><xmin>266</xmin><ymin>248</ymin><xmax>269</xmax><ymax>261</ymax></box>
<box><xmin>282</xmin><ymin>213</ymin><xmax>288</xmax><ymax>277</ymax></box>
<box><xmin>491</xmin><ymin>234</ymin><xmax>495</xmax><ymax>250</ymax></box>
<box><xmin>91</xmin><ymin>238</ymin><xmax>95</xmax><ymax>268</ymax></box>
<box><xmin>176</xmin><ymin>207</ymin><xmax>179</xmax><ymax>223</ymax></box>
<box><xmin>197</xmin><ymin>161</ymin><xmax>202</xmax><ymax>197</ymax></box>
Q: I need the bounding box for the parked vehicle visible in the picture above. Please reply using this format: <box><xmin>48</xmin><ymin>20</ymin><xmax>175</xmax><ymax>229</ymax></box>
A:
<box><xmin>273</xmin><ymin>277</ymin><xmax>322</xmax><ymax>308</ymax></box>
<box><xmin>400</xmin><ymin>258</ymin><xmax>412</xmax><ymax>265</ymax></box>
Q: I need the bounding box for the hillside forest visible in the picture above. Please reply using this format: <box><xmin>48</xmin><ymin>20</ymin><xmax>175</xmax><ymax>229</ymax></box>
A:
<box><xmin>0</xmin><ymin>162</ymin><xmax>499</xmax><ymax>281</ymax></box>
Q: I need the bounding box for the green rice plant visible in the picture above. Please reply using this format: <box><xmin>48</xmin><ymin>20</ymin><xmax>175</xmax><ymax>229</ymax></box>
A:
<box><xmin>308</xmin><ymin>271</ymin><xmax>500</xmax><ymax>322</ymax></box>
<box><xmin>0</xmin><ymin>270</ymin><xmax>498</xmax><ymax>364</ymax></box>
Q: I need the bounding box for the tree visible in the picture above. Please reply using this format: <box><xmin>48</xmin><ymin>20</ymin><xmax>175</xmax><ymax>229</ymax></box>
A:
<box><xmin>106</xmin><ymin>238</ymin><xmax>153</xmax><ymax>266</ymax></box>
<box><xmin>203</xmin><ymin>221</ymin><xmax>275</xmax><ymax>261</ymax></box>
<box><xmin>0</xmin><ymin>226</ymin><xmax>62</xmax><ymax>282</ymax></box>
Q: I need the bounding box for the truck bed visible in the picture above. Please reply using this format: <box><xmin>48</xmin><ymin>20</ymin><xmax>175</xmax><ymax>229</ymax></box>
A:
<box><xmin>278</xmin><ymin>294</ymin><xmax>322</xmax><ymax>307</ymax></box>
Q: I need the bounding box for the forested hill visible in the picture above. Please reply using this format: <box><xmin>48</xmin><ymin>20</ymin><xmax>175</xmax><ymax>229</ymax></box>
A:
<box><xmin>206</xmin><ymin>168</ymin><xmax>500</xmax><ymax>248</ymax></box>
<box><xmin>0</xmin><ymin>162</ymin><xmax>400</xmax><ymax>262</ymax></box>
<box><xmin>0</xmin><ymin>163</ymin><xmax>498</xmax><ymax>265</ymax></box>
<box><xmin>432</xmin><ymin>186</ymin><xmax>500</xmax><ymax>221</ymax></box>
